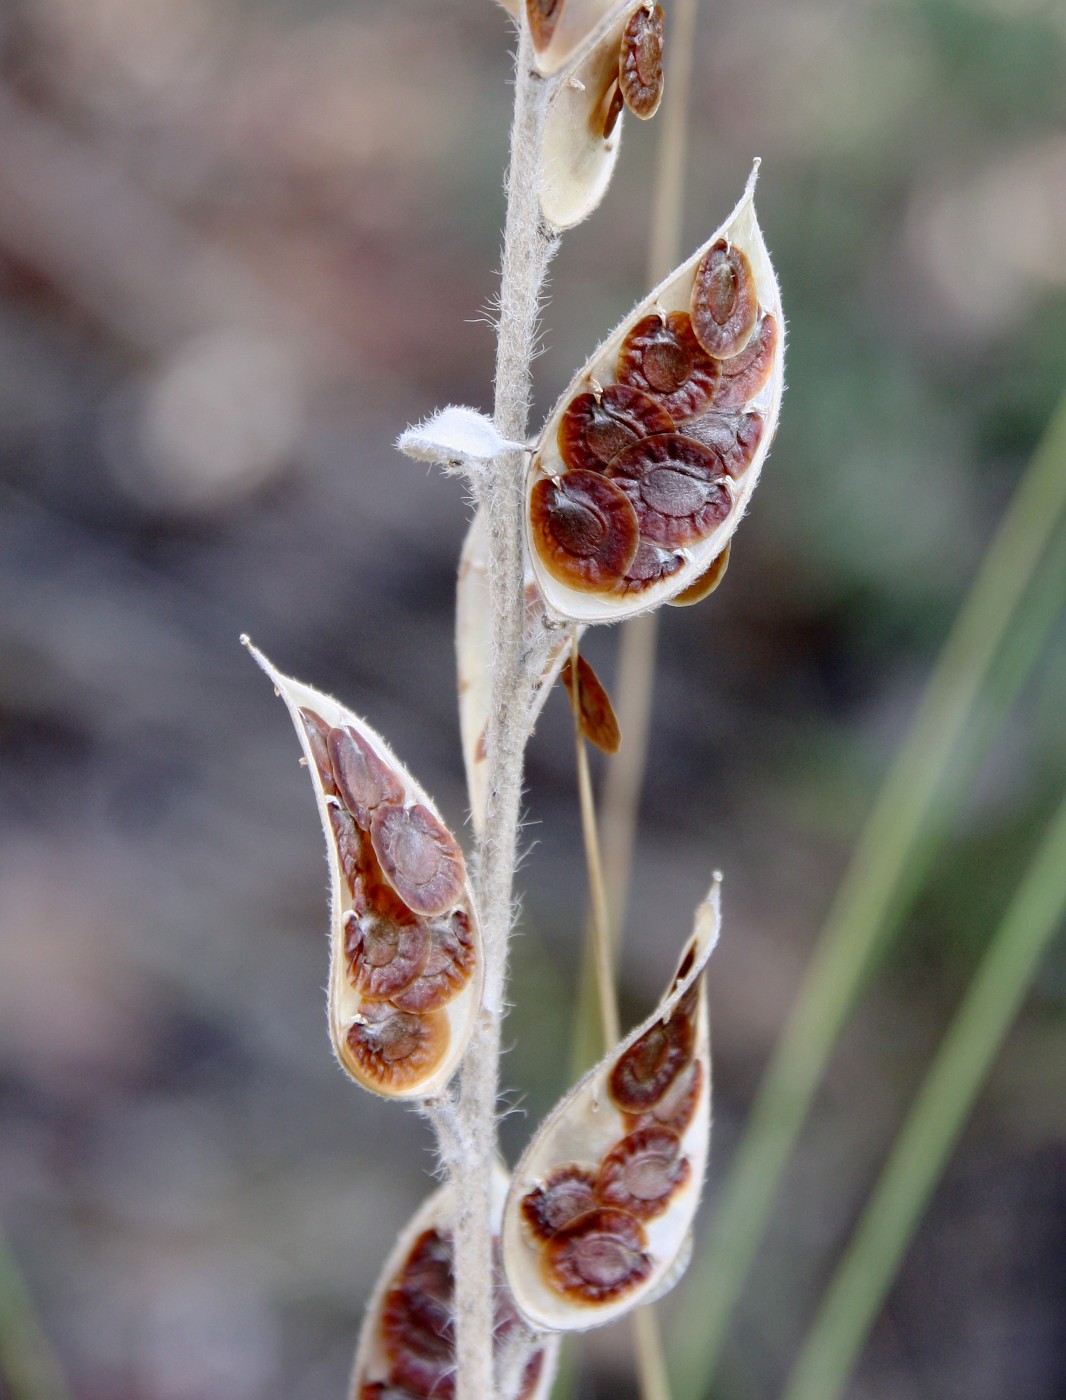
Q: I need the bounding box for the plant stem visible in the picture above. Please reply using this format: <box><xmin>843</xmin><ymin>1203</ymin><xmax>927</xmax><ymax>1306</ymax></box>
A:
<box><xmin>782</xmin><ymin>787</ymin><xmax>1066</xmax><ymax>1400</ymax></box>
<box><xmin>446</xmin><ymin>23</ymin><xmax>555</xmax><ymax>1400</ymax></box>
<box><xmin>671</xmin><ymin>390</ymin><xmax>1066</xmax><ymax>1396</ymax></box>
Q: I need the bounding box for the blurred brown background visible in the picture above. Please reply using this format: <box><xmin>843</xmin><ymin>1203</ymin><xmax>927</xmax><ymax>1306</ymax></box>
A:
<box><xmin>1</xmin><ymin>1</ymin><xmax>1064</xmax><ymax>1397</ymax></box>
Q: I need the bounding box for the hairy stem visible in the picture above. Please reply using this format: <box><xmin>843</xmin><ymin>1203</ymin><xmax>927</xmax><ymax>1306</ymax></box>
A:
<box><xmin>445</xmin><ymin>24</ymin><xmax>555</xmax><ymax>1400</ymax></box>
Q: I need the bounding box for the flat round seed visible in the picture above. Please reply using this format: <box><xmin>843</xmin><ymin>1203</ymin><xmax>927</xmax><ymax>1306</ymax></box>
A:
<box><xmin>382</xmin><ymin>1230</ymin><xmax>455</xmax><ymax>1396</ymax></box>
<box><xmin>521</xmin><ymin>1166</ymin><xmax>599</xmax><ymax>1242</ymax></box>
<box><xmin>616</xmin><ymin>312</ymin><xmax>720</xmax><ymax>420</ymax></box>
<box><xmin>561</xmin><ymin>653</ymin><xmax>621</xmax><ymax>755</ymax></box>
<box><xmin>345</xmin><ymin>1006</ymin><xmax>449</xmax><ymax>1090</ymax></box>
<box><xmin>618</xmin><ymin>541</ymin><xmax>686</xmax><ymax>593</ymax></box>
<box><xmin>344</xmin><ymin>913</ymin><xmax>431</xmax><ymax>1000</ymax></box>
<box><xmin>607</xmin><ymin>433</ymin><xmax>731</xmax><ymax>547</ymax></box>
<box><xmin>710</xmin><ymin>313</ymin><xmax>778</xmax><ymax>407</ymax></box>
<box><xmin>690</xmin><ymin>239</ymin><xmax>758</xmax><ymax>359</ymax></box>
<box><xmin>558</xmin><ymin>384</ymin><xmax>675</xmax><ymax>474</ymax></box>
<box><xmin>370</xmin><ymin>803</ymin><xmax>465</xmax><ymax>917</ymax></box>
<box><xmin>299</xmin><ymin>708</ymin><xmax>337</xmax><ymax>796</ymax></box>
<box><xmin>680</xmin><ymin>411</ymin><xmax>763</xmax><ymax>478</ymax></box>
<box><xmin>329</xmin><ymin>803</ymin><xmax>368</xmax><ymax>896</ymax></box>
<box><xmin>530</xmin><ymin>469</ymin><xmax>640</xmax><ymax>592</ymax></box>
<box><xmin>542</xmin><ymin>1208</ymin><xmax>652</xmax><ymax>1303</ymax></box>
<box><xmin>328</xmin><ymin>726</ymin><xmax>404</xmax><ymax>828</ymax></box>
<box><xmin>390</xmin><ymin>910</ymin><xmax>476</xmax><ymax>1012</ymax></box>
<box><xmin>667</xmin><ymin>542</ymin><xmax>731</xmax><ymax>607</ymax></box>
<box><xmin>609</xmin><ymin>1007</ymin><xmax>695</xmax><ymax>1112</ymax></box>
<box><xmin>526</xmin><ymin>0</ymin><xmax>565</xmax><ymax>50</ymax></box>
<box><xmin>619</xmin><ymin>3</ymin><xmax>665</xmax><ymax>120</ymax></box>
<box><xmin>597</xmin><ymin>1126</ymin><xmax>690</xmax><ymax>1220</ymax></box>
<box><xmin>630</xmin><ymin>1058</ymin><xmax>704</xmax><ymax>1134</ymax></box>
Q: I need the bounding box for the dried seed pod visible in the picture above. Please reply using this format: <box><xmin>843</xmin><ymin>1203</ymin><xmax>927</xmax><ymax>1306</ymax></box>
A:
<box><xmin>526</xmin><ymin>164</ymin><xmax>784</xmax><ymax>622</ymax></box>
<box><xmin>558</xmin><ymin>383</ymin><xmax>675</xmax><ymax>474</ymax></box>
<box><xmin>244</xmin><ymin>640</ymin><xmax>483</xmax><ymax>1100</ymax></box>
<box><xmin>502</xmin><ymin>881</ymin><xmax>720</xmax><ymax>1330</ymax></box>
<box><xmin>530</xmin><ymin>469</ymin><xmax>641</xmax><ymax>591</ymax></box>
<box><xmin>618</xmin><ymin>3</ymin><xmax>664</xmax><ymax>120</ymax></box>
<box><xmin>350</xmin><ymin>1174</ymin><xmax>559</xmax><ymax>1400</ymax></box>
<box><xmin>666</xmin><ymin>542</ymin><xmax>731</xmax><ymax>608</ymax></box>
<box><xmin>606</xmin><ymin>432</ymin><xmax>732</xmax><ymax>549</ymax></box>
<box><xmin>561</xmin><ymin>652</ymin><xmax>621</xmax><ymax>754</ymax></box>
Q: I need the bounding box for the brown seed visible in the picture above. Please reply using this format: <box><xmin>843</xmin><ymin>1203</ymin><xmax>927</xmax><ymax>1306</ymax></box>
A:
<box><xmin>690</xmin><ymin>239</ymin><xmax>758</xmax><ymax>359</ymax></box>
<box><xmin>359</xmin><ymin>1384</ymin><xmax>424</xmax><ymax>1400</ymax></box>
<box><xmin>597</xmin><ymin>1126</ymin><xmax>690</xmax><ymax>1220</ymax></box>
<box><xmin>607</xmin><ymin>433</ymin><xmax>731</xmax><ymax>548</ymax></box>
<box><xmin>558</xmin><ymin>384</ymin><xmax>675</xmax><ymax>475</ymax></box>
<box><xmin>667</xmin><ymin>542</ymin><xmax>731</xmax><ymax>608</ymax></box>
<box><xmin>526</xmin><ymin>0</ymin><xmax>565</xmax><ymax>50</ymax></box>
<box><xmin>710</xmin><ymin>314</ymin><xmax>778</xmax><ymax>408</ymax></box>
<box><xmin>390</xmin><ymin>910</ymin><xmax>476</xmax><ymax>1012</ymax></box>
<box><xmin>609</xmin><ymin>1008</ymin><xmax>695</xmax><ymax>1112</ymax></box>
<box><xmin>543</xmin><ymin>1207</ymin><xmax>652</xmax><ymax>1303</ymax></box>
<box><xmin>600</xmin><ymin>80</ymin><xmax>625</xmax><ymax>140</ymax></box>
<box><xmin>329</xmin><ymin>803</ymin><xmax>368</xmax><ymax>896</ymax></box>
<box><xmin>561</xmin><ymin>653</ymin><xmax>621</xmax><ymax>755</ymax></box>
<box><xmin>299</xmin><ymin>708</ymin><xmax>337</xmax><ymax>796</ymax></box>
<box><xmin>529</xmin><ymin>470</ymin><xmax>640</xmax><ymax>592</ymax></box>
<box><xmin>370</xmin><ymin>803</ymin><xmax>465</xmax><ymax>918</ymax></box>
<box><xmin>344</xmin><ymin>1006</ymin><xmax>449</xmax><ymax>1090</ymax></box>
<box><xmin>382</xmin><ymin>1228</ymin><xmax>455</xmax><ymax>1398</ymax></box>
<box><xmin>682</xmin><ymin>411</ymin><xmax>763</xmax><ymax>479</ymax></box>
<box><xmin>521</xmin><ymin>1166</ymin><xmax>599</xmax><ymax>1241</ymax></box>
<box><xmin>629</xmin><ymin>1058</ymin><xmax>704</xmax><ymax>1135</ymax></box>
<box><xmin>619</xmin><ymin>3</ymin><xmax>665</xmax><ymax>120</ymax></box>
<box><xmin>344</xmin><ymin>913</ymin><xmax>431</xmax><ymax>1000</ymax></box>
<box><xmin>328</xmin><ymin>726</ymin><xmax>404</xmax><ymax>828</ymax></box>
<box><xmin>616</xmin><ymin>312</ymin><xmax>720</xmax><ymax>420</ymax></box>
<box><xmin>618</xmin><ymin>541</ymin><xmax>686</xmax><ymax>593</ymax></box>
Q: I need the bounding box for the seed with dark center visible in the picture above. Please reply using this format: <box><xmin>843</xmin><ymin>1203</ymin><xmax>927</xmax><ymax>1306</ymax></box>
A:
<box><xmin>521</xmin><ymin>1166</ymin><xmax>599</xmax><ymax>1241</ymax></box>
<box><xmin>607</xmin><ymin>433</ymin><xmax>731</xmax><ymax>548</ymax></box>
<box><xmin>681</xmin><ymin>411</ymin><xmax>763</xmax><ymax>478</ymax></box>
<box><xmin>529</xmin><ymin>469</ymin><xmax>640</xmax><ymax>592</ymax></box>
<box><xmin>328</xmin><ymin>726</ymin><xmax>404</xmax><ymax>828</ymax></box>
<box><xmin>597</xmin><ymin>1126</ymin><xmax>690</xmax><ymax>1220</ymax></box>
<box><xmin>543</xmin><ymin>1207</ymin><xmax>652</xmax><ymax>1303</ymax></box>
<box><xmin>390</xmin><ymin>910</ymin><xmax>476</xmax><ymax>1013</ymax></box>
<box><xmin>609</xmin><ymin>1007</ymin><xmax>696</xmax><ymax>1112</ymax></box>
<box><xmin>618</xmin><ymin>541</ymin><xmax>686</xmax><ymax>593</ymax></box>
<box><xmin>616</xmin><ymin>312</ymin><xmax>720</xmax><ymax>420</ymax></box>
<box><xmin>690</xmin><ymin>240</ymin><xmax>758</xmax><ymax>359</ymax></box>
<box><xmin>370</xmin><ymin>803</ymin><xmax>465</xmax><ymax>918</ymax></box>
<box><xmin>710</xmin><ymin>313</ymin><xmax>778</xmax><ymax>407</ymax></box>
<box><xmin>619</xmin><ymin>3</ymin><xmax>665</xmax><ymax>120</ymax></box>
<box><xmin>628</xmin><ymin>1059</ymin><xmax>704</xmax><ymax>1135</ymax></box>
<box><xmin>558</xmin><ymin>384</ymin><xmax>674</xmax><ymax>474</ymax></box>
<box><xmin>344</xmin><ymin>1006</ymin><xmax>449</xmax><ymax>1090</ymax></box>
<box><xmin>344</xmin><ymin>913</ymin><xmax>431</xmax><ymax>1000</ymax></box>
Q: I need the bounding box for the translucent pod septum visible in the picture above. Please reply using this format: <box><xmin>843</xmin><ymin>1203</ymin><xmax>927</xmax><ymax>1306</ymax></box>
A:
<box><xmin>501</xmin><ymin>880</ymin><xmax>721</xmax><ymax>1330</ymax></box>
<box><xmin>245</xmin><ymin>639</ymin><xmax>483</xmax><ymax>1100</ymax></box>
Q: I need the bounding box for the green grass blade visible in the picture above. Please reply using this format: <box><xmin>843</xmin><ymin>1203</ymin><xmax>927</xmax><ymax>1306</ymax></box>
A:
<box><xmin>781</xmin><ymin>788</ymin><xmax>1066</xmax><ymax>1400</ymax></box>
<box><xmin>670</xmin><ymin>389</ymin><xmax>1066</xmax><ymax>1397</ymax></box>
<box><xmin>0</xmin><ymin>1234</ymin><xmax>75</xmax><ymax>1400</ymax></box>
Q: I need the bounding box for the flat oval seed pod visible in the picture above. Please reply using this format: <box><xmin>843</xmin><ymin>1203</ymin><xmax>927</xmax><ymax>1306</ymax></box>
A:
<box><xmin>350</xmin><ymin>1172</ymin><xmax>559</xmax><ymax>1400</ymax></box>
<box><xmin>558</xmin><ymin>383</ymin><xmax>675</xmax><ymax>474</ymax></box>
<box><xmin>619</xmin><ymin>3</ymin><xmax>664</xmax><ymax>120</ymax></box>
<box><xmin>666</xmin><ymin>541</ymin><xmax>731</xmax><ymax>607</ymax></box>
<box><xmin>502</xmin><ymin>880</ymin><xmax>721</xmax><ymax>1330</ymax></box>
<box><xmin>244</xmin><ymin>640</ymin><xmax>483</xmax><ymax>1101</ymax></box>
<box><xmin>561</xmin><ymin>652</ymin><xmax>622</xmax><ymax>754</ymax></box>
<box><xmin>530</xmin><ymin>469</ymin><xmax>641</xmax><ymax>591</ymax></box>
<box><xmin>690</xmin><ymin>240</ymin><xmax>758</xmax><ymax>360</ymax></box>
<box><xmin>526</xmin><ymin>164</ymin><xmax>784</xmax><ymax>623</ymax></box>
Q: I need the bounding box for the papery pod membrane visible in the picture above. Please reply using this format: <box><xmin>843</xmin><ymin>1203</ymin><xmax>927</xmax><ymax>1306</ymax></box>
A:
<box><xmin>527</xmin><ymin>0</ymin><xmax>625</xmax><ymax>76</ymax></box>
<box><xmin>349</xmin><ymin>1168</ymin><xmax>559</xmax><ymax>1400</ymax></box>
<box><xmin>526</xmin><ymin>164</ymin><xmax>784</xmax><ymax>623</ymax></box>
<box><xmin>501</xmin><ymin>881</ymin><xmax>720</xmax><ymax>1330</ymax></box>
<box><xmin>245</xmin><ymin>639</ymin><xmax>483</xmax><ymax>1100</ymax></box>
<box><xmin>457</xmin><ymin>510</ymin><xmax>572</xmax><ymax>834</ymax></box>
<box><xmin>539</xmin><ymin>5</ymin><xmax>637</xmax><ymax>230</ymax></box>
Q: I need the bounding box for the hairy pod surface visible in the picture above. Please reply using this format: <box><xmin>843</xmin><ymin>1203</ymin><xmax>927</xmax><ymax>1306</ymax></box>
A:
<box><xmin>501</xmin><ymin>881</ymin><xmax>720</xmax><ymax>1330</ymax></box>
<box><xmin>526</xmin><ymin>166</ymin><xmax>784</xmax><ymax>621</ymax></box>
<box><xmin>244</xmin><ymin>640</ymin><xmax>483</xmax><ymax>1100</ymax></box>
<box><xmin>349</xmin><ymin>1172</ymin><xmax>558</xmax><ymax>1400</ymax></box>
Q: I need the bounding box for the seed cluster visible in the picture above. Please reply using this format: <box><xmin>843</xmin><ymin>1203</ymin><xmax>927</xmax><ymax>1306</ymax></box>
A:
<box><xmin>360</xmin><ymin>1227</ymin><xmax>547</xmax><ymax>1400</ymax></box>
<box><xmin>517</xmin><ymin>986</ymin><xmax>702</xmax><ymax>1305</ymax></box>
<box><xmin>530</xmin><ymin>239</ymin><xmax>778</xmax><ymax>600</ymax></box>
<box><xmin>300</xmin><ymin>708</ymin><xmax>475</xmax><ymax>1092</ymax></box>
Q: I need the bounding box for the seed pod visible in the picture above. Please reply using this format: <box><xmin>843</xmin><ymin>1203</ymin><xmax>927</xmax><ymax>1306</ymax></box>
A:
<box><xmin>502</xmin><ymin>880</ymin><xmax>721</xmax><ymax>1330</ymax></box>
<box><xmin>350</xmin><ymin>1171</ymin><xmax>559</xmax><ymax>1400</ymax></box>
<box><xmin>526</xmin><ymin>165</ymin><xmax>784</xmax><ymax>623</ymax></box>
<box><xmin>244</xmin><ymin>639</ymin><xmax>483</xmax><ymax>1101</ymax></box>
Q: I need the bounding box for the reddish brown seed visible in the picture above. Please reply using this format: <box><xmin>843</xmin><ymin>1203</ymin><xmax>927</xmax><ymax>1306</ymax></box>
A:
<box><xmin>609</xmin><ymin>1008</ymin><xmax>696</xmax><ymax>1112</ymax></box>
<box><xmin>616</xmin><ymin>312</ymin><xmax>720</xmax><ymax>420</ymax></box>
<box><xmin>618</xmin><ymin>541</ymin><xmax>686</xmax><ymax>593</ymax></box>
<box><xmin>382</xmin><ymin>1229</ymin><xmax>455</xmax><ymax>1398</ymax></box>
<box><xmin>521</xmin><ymin>1166</ymin><xmax>599</xmax><ymax>1242</ymax></box>
<box><xmin>344</xmin><ymin>913</ymin><xmax>431</xmax><ymax>1000</ymax></box>
<box><xmin>682</xmin><ymin>411</ymin><xmax>763</xmax><ymax>479</ymax></box>
<box><xmin>619</xmin><ymin>3</ymin><xmax>665</xmax><ymax>120</ymax></box>
<box><xmin>300</xmin><ymin>708</ymin><xmax>337</xmax><ymax>796</ymax></box>
<box><xmin>370</xmin><ymin>803</ymin><xmax>465</xmax><ymax>918</ymax></box>
<box><xmin>710</xmin><ymin>314</ymin><xmax>778</xmax><ymax>407</ymax></box>
<box><xmin>344</xmin><ymin>1005</ymin><xmax>449</xmax><ymax>1090</ymax></box>
<box><xmin>329</xmin><ymin>803</ymin><xmax>367</xmax><ymax>895</ymax></box>
<box><xmin>558</xmin><ymin>384</ymin><xmax>675</xmax><ymax>475</ymax></box>
<box><xmin>597</xmin><ymin>1126</ymin><xmax>690</xmax><ymax>1220</ymax></box>
<box><xmin>561</xmin><ymin>653</ymin><xmax>622</xmax><ymax>755</ymax></box>
<box><xmin>630</xmin><ymin>1058</ymin><xmax>704</xmax><ymax>1135</ymax></box>
<box><xmin>667</xmin><ymin>541</ymin><xmax>731</xmax><ymax>608</ymax></box>
<box><xmin>542</xmin><ymin>1208</ymin><xmax>652</xmax><ymax>1303</ymax></box>
<box><xmin>328</xmin><ymin>726</ymin><xmax>404</xmax><ymax>829</ymax></box>
<box><xmin>390</xmin><ymin>910</ymin><xmax>476</xmax><ymax>1012</ymax></box>
<box><xmin>607</xmin><ymin>433</ymin><xmax>731</xmax><ymax>548</ymax></box>
<box><xmin>600</xmin><ymin>80</ymin><xmax>625</xmax><ymax>140</ymax></box>
<box><xmin>359</xmin><ymin>1384</ymin><xmax>424</xmax><ymax>1400</ymax></box>
<box><xmin>529</xmin><ymin>470</ymin><xmax>640</xmax><ymax>592</ymax></box>
<box><xmin>690</xmin><ymin>240</ymin><xmax>758</xmax><ymax>359</ymax></box>
<box><xmin>526</xmin><ymin>0</ymin><xmax>565</xmax><ymax>50</ymax></box>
